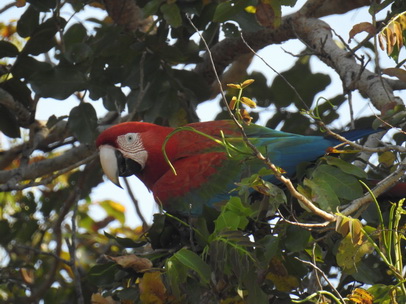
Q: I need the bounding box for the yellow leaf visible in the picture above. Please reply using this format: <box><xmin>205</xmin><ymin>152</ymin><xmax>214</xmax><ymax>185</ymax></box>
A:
<box><xmin>105</xmin><ymin>200</ymin><xmax>126</xmax><ymax>213</ymax></box>
<box><xmin>244</xmin><ymin>6</ymin><xmax>256</xmax><ymax>14</ymax></box>
<box><xmin>347</xmin><ymin>288</ymin><xmax>373</xmax><ymax>304</ymax></box>
<box><xmin>336</xmin><ymin>215</ymin><xmax>363</xmax><ymax>245</ymax></box>
<box><xmin>336</xmin><ymin>234</ymin><xmax>373</xmax><ymax>272</ymax></box>
<box><xmin>227</xmin><ymin>83</ymin><xmax>242</xmax><ymax>89</ymax></box>
<box><xmin>229</xmin><ymin>96</ymin><xmax>238</xmax><ymax>110</ymax></box>
<box><xmin>379</xmin><ymin>151</ymin><xmax>396</xmax><ymax>168</ymax></box>
<box><xmin>139</xmin><ymin>271</ymin><xmax>167</xmax><ymax>304</ymax></box>
<box><xmin>240</xmin><ymin>97</ymin><xmax>256</xmax><ymax>108</ymax></box>
<box><xmin>239</xmin><ymin>109</ymin><xmax>253</xmax><ymax>125</ymax></box>
<box><xmin>241</xmin><ymin>79</ymin><xmax>255</xmax><ymax>88</ymax></box>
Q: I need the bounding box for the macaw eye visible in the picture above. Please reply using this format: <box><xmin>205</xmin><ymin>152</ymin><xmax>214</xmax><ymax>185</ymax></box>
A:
<box><xmin>125</xmin><ymin>133</ymin><xmax>137</xmax><ymax>143</ymax></box>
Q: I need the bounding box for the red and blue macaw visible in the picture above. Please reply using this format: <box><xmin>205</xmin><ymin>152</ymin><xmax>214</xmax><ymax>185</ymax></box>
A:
<box><xmin>96</xmin><ymin>120</ymin><xmax>378</xmax><ymax>215</ymax></box>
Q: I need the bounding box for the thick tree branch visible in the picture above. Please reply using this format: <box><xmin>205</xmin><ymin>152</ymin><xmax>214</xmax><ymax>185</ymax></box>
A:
<box><xmin>194</xmin><ymin>0</ymin><xmax>371</xmax><ymax>88</ymax></box>
<box><xmin>292</xmin><ymin>17</ymin><xmax>402</xmax><ymax>113</ymax></box>
<box><xmin>342</xmin><ymin>158</ymin><xmax>406</xmax><ymax>216</ymax></box>
<box><xmin>0</xmin><ymin>144</ymin><xmax>95</xmax><ymax>190</ymax></box>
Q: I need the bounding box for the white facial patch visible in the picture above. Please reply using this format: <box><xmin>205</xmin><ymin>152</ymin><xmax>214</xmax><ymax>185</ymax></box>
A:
<box><xmin>117</xmin><ymin>133</ymin><xmax>148</xmax><ymax>168</ymax></box>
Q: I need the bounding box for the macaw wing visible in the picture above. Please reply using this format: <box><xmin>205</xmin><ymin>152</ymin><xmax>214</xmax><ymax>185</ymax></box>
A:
<box><xmin>152</xmin><ymin>152</ymin><xmax>244</xmax><ymax>215</ymax></box>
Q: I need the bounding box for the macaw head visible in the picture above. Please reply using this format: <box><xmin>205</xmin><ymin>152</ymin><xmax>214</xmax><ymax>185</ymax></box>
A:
<box><xmin>96</xmin><ymin>122</ymin><xmax>174</xmax><ymax>188</ymax></box>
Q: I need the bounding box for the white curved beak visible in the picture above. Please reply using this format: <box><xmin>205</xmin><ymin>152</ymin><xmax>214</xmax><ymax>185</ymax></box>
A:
<box><xmin>99</xmin><ymin>145</ymin><xmax>121</xmax><ymax>188</ymax></box>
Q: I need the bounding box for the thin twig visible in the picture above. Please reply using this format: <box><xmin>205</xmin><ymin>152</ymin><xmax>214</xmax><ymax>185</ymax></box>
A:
<box><xmin>69</xmin><ymin>195</ymin><xmax>85</xmax><ymax>304</ymax></box>
<box><xmin>0</xmin><ymin>152</ymin><xmax>98</xmax><ymax>191</ymax></box>
<box><xmin>240</xmin><ymin>33</ymin><xmax>309</xmax><ymax>111</ymax></box>
<box><xmin>295</xmin><ymin>257</ymin><xmax>346</xmax><ymax>303</ymax></box>
<box><xmin>0</xmin><ymin>2</ymin><xmax>16</xmax><ymax>15</ymax></box>
<box><xmin>123</xmin><ymin>177</ymin><xmax>148</xmax><ymax>227</ymax></box>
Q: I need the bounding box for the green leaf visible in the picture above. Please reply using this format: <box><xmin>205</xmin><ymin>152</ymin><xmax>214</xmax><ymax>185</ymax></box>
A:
<box><xmin>0</xmin><ymin>105</ymin><xmax>21</xmax><ymax>138</ymax></box>
<box><xmin>213</xmin><ymin>0</ymin><xmax>247</xmax><ymax>22</ymax></box>
<box><xmin>65</xmin><ymin>42</ymin><xmax>93</xmax><ymax>64</ymax></box>
<box><xmin>104</xmin><ymin>232</ymin><xmax>146</xmax><ymax>248</ymax></box>
<box><xmin>63</xmin><ymin>23</ymin><xmax>88</xmax><ymax>47</ymax></box>
<box><xmin>173</xmin><ymin>249</ymin><xmax>211</xmax><ymax>284</ymax></box>
<box><xmin>214</xmin><ymin>197</ymin><xmax>250</xmax><ymax>232</ymax></box>
<box><xmin>87</xmin><ymin>262</ymin><xmax>119</xmax><ymax>287</ymax></box>
<box><xmin>22</xmin><ymin>17</ymin><xmax>66</xmax><ymax>55</ymax></box>
<box><xmin>324</xmin><ymin>156</ymin><xmax>367</xmax><ymax>179</ymax></box>
<box><xmin>165</xmin><ymin>258</ymin><xmax>187</xmax><ymax>298</ymax></box>
<box><xmin>256</xmin><ymin>235</ymin><xmax>279</xmax><ymax>262</ymax></box>
<box><xmin>1</xmin><ymin>78</ymin><xmax>33</xmax><ymax>109</ymax></box>
<box><xmin>0</xmin><ymin>41</ymin><xmax>19</xmax><ymax>58</ymax></box>
<box><xmin>12</xmin><ymin>55</ymin><xmax>52</xmax><ymax>80</ymax></box>
<box><xmin>30</xmin><ymin>67</ymin><xmax>86</xmax><ymax>99</ymax></box>
<box><xmin>27</xmin><ymin>0</ymin><xmax>57</xmax><ymax>12</ymax></box>
<box><xmin>313</xmin><ymin>164</ymin><xmax>363</xmax><ymax>200</ymax></box>
<box><xmin>17</xmin><ymin>5</ymin><xmax>39</xmax><ymax>38</ymax></box>
<box><xmin>117</xmin><ymin>288</ymin><xmax>139</xmax><ymax>300</ymax></box>
<box><xmin>160</xmin><ymin>3</ymin><xmax>182</xmax><ymax>28</ymax></box>
<box><xmin>142</xmin><ymin>0</ymin><xmax>164</xmax><ymax>17</ymax></box>
<box><xmin>284</xmin><ymin>225</ymin><xmax>311</xmax><ymax>252</ymax></box>
<box><xmin>68</xmin><ymin>102</ymin><xmax>98</xmax><ymax>144</ymax></box>
<box><xmin>303</xmin><ymin>178</ymin><xmax>340</xmax><ymax>212</ymax></box>
<box><xmin>270</xmin><ymin>56</ymin><xmax>331</xmax><ymax>109</ymax></box>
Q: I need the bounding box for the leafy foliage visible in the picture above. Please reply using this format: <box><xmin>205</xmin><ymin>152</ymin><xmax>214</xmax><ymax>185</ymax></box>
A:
<box><xmin>0</xmin><ymin>0</ymin><xmax>405</xmax><ymax>303</ymax></box>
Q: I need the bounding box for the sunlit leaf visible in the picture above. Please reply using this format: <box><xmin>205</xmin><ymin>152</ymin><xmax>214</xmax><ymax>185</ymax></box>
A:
<box><xmin>347</xmin><ymin>287</ymin><xmax>373</xmax><ymax>304</ymax></box>
<box><xmin>336</xmin><ymin>233</ymin><xmax>374</xmax><ymax>272</ymax></box>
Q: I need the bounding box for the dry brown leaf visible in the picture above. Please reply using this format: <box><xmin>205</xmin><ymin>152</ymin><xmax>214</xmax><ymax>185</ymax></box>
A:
<box><xmin>255</xmin><ymin>2</ymin><xmax>275</xmax><ymax>28</ymax></box>
<box><xmin>382</xmin><ymin>67</ymin><xmax>406</xmax><ymax>83</ymax></box>
<box><xmin>107</xmin><ymin>254</ymin><xmax>153</xmax><ymax>272</ymax></box>
<box><xmin>348</xmin><ymin>22</ymin><xmax>376</xmax><ymax>42</ymax></box>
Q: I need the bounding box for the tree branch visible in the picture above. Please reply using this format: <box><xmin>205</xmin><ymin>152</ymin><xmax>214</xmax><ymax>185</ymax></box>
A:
<box><xmin>292</xmin><ymin>17</ymin><xmax>401</xmax><ymax>113</ymax></box>
<box><xmin>0</xmin><ymin>144</ymin><xmax>96</xmax><ymax>190</ymax></box>
<box><xmin>341</xmin><ymin>158</ymin><xmax>406</xmax><ymax>216</ymax></box>
<box><xmin>194</xmin><ymin>0</ymin><xmax>371</xmax><ymax>89</ymax></box>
